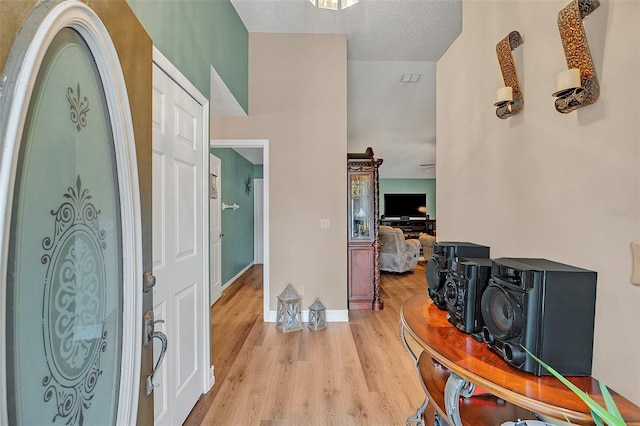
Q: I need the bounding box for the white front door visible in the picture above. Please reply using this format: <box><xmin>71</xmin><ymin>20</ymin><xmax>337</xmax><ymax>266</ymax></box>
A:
<box><xmin>0</xmin><ymin>2</ymin><xmax>143</xmax><ymax>424</ymax></box>
<box><xmin>210</xmin><ymin>154</ymin><xmax>222</xmax><ymax>304</ymax></box>
<box><xmin>151</xmin><ymin>58</ymin><xmax>208</xmax><ymax>425</ymax></box>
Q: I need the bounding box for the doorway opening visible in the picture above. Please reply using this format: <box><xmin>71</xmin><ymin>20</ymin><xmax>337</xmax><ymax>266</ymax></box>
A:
<box><xmin>209</xmin><ymin>139</ymin><xmax>269</xmax><ymax>321</ymax></box>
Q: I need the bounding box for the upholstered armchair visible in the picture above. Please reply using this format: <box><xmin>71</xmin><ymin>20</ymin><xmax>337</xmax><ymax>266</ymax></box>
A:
<box><xmin>418</xmin><ymin>232</ymin><xmax>436</xmax><ymax>259</ymax></box>
<box><xmin>379</xmin><ymin>225</ymin><xmax>421</xmax><ymax>273</ymax></box>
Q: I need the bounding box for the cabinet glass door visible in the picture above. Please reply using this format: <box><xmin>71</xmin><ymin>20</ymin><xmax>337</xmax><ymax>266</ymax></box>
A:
<box><xmin>350</xmin><ymin>173</ymin><xmax>372</xmax><ymax>240</ymax></box>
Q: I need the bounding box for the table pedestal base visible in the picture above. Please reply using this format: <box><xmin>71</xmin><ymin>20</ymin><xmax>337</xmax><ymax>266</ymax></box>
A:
<box><xmin>406</xmin><ymin>396</ymin><xmax>429</xmax><ymax>426</ymax></box>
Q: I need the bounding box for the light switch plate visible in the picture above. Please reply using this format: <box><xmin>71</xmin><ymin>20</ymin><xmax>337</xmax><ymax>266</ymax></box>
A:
<box><xmin>631</xmin><ymin>242</ymin><xmax>640</xmax><ymax>285</ymax></box>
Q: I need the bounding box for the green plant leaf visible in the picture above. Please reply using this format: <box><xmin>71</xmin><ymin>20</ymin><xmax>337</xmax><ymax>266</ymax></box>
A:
<box><xmin>591</xmin><ymin>409</ymin><xmax>605</xmax><ymax>426</ymax></box>
<box><xmin>520</xmin><ymin>346</ymin><xmax>626</xmax><ymax>426</ymax></box>
<box><xmin>600</xmin><ymin>382</ymin><xmax>624</xmax><ymax>421</ymax></box>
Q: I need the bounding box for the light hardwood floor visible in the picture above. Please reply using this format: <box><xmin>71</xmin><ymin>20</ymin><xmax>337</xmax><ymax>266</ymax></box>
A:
<box><xmin>184</xmin><ymin>262</ymin><xmax>428</xmax><ymax>425</ymax></box>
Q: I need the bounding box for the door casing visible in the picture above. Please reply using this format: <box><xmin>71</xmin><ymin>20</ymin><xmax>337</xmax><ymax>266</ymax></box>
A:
<box><xmin>209</xmin><ymin>139</ymin><xmax>270</xmax><ymax>321</ymax></box>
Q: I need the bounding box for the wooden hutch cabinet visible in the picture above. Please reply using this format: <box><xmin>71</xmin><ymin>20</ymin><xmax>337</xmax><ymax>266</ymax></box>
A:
<box><xmin>347</xmin><ymin>148</ymin><xmax>383</xmax><ymax>310</ymax></box>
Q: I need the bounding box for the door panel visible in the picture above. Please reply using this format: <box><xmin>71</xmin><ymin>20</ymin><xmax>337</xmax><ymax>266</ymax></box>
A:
<box><xmin>176</xmin><ymin>162</ymin><xmax>197</xmax><ymax>257</ymax></box>
<box><xmin>0</xmin><ymin>2</ymin><xmax>145</xmax><ymax>425</ymax></box>
<box><xmin>175</xmin><ymin>283</ymin><xmax>198</xmax><ymax>392</ymax></box>
<box><xmin>152</xmin><ymin>61</ymin><xmax>205</xmax><ymax>426</ymax></box>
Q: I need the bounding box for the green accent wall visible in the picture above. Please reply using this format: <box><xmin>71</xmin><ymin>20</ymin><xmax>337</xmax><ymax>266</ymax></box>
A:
<box><xmin>211</xmin><ymin>148</ymin><xmax>255</xmax><ymax>285</ymax></box>
<box><xmin>253</xmin><ymin>164</ymin><xmax>263</xmax><ymax>179</ymax></box>
<box><xmin>380</xmin><ymin>178</ymin><xmax>436</xmax><ymax>220</ymax></box>
<box><xmin>126</xmin><ymin>0</ymin><xmax>248</xmax><ymax>112</ymax></box>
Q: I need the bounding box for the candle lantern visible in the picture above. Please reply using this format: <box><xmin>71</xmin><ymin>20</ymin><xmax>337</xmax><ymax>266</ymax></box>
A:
<box><xmin>276</xmin><ymin>284</ymin><xmax>302</xmax><ymax>333</ymax></box>
<box><xmin>307</xmin><ymin>298</ymin><xmax>327</xmax><ymax>331</ymax></box>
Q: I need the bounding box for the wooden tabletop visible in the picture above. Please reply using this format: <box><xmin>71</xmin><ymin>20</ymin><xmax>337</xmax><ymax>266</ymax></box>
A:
<box><xmin>400</xmin><ymin>294</ymin><xmax>640</xmax><ymax>425</ymax></box>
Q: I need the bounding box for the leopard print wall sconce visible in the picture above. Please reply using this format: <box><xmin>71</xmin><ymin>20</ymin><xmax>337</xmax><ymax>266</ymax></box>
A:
<box><xmin>495</xmin><ymin>31</ymin><xmax>524</xmax><ymax>119</ymax></box>
<box><xmin>553</xmin><ymin>0</ymin><xmax>600</xmax><ymax>113</ymax></box>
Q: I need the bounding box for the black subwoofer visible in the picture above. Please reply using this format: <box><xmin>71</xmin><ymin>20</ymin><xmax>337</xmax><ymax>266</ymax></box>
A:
<box><xmin>480</xmin><ymin>258</ymin><xmax>597</xmax><ymax>376</ymax></box>
<box><xmin>426</xmin><ymin>242</ymin><xmax>490</xmax><ymax>310</ymax></box>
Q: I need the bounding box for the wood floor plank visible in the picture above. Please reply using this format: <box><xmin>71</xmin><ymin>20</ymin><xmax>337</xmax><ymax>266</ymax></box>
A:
<box><xmin>185</xmin><ymin>262</ymin><xmax>427</xmax><ymax>425</ymax></box>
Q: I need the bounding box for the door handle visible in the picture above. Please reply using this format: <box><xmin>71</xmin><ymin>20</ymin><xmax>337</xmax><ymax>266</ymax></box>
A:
<box><xmin>143</xmin><ymin>310</ymin><xmax>168</xmax><ymax>396</ymax></box>
<box><xmin>220</xmin><ymin>232</ymin><xmax>224</xmax><ymax>238</ymax></box>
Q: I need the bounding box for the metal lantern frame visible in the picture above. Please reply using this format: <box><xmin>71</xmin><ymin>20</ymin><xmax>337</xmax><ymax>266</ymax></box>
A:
<box><xmin>276</xmin><ymin>284</ymin><xmax>302</xmax><ymax>333</ymax></box>
<box><xmin>307</xmin><ymin>298</ymin><xmax>327</xmax><ymax>331</ymax></box>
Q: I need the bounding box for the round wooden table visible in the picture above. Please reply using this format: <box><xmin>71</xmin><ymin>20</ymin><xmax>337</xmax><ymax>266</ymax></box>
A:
<box><xmin>400</xmin><ymin>294</ymin><xmax>640</xmax><ymax>426</ymax></box>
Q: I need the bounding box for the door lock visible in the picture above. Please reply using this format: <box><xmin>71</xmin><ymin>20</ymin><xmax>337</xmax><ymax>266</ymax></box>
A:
<box><xmin>143</xmin><ymin>270</ymin><xmax>156</xmax><ymax>293</ymax></box>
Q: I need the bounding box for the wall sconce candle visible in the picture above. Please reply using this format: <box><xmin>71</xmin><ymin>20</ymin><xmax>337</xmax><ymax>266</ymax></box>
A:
<box><xmin>496</xmin><ymin>86</ymin><xmax>514</xmax><ymax>104</ymax></box>
<box><xmin>555</xmin><ymin>68</ymin><xmax>582</xmax><ymax>93</ymax></box>
<box><xmin>495</xmin><ymin>31</ymin><xmax>524</xmax><ymax>119</ymax></box>
<box><xmin>553</xmin><ymin>0</ymin><xmax>600</xmax><ymax>113</ymax></box>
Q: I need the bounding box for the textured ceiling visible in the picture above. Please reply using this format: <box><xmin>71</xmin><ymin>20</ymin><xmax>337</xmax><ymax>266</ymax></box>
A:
<box><xmin>228</xmin><ymin>0</ymin><xmax>462</xmax><ymax>178</ymax></box>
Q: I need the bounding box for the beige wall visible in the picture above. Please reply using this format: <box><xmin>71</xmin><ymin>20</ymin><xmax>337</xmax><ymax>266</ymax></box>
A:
<box><xmin>211</xmin><ymin>33</ymin><xmax>348</xmax><ymax>311</ymax></box>
<box><xmin>437</xmin><ymin>0</ymin><xmax>640</xmax><ymax>404</ymax></box>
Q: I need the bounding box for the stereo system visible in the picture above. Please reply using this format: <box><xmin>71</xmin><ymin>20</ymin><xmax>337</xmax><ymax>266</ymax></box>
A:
<box><xmin>444</xmin><ymin>257</ymin><xmax>493</xmax><ymax>336</ymax></box>
<box><xmin>480</xmin><ymin>258</ymin><xmax>597</xmax><ymax>376</ymax></box>
<box><xmin>426</xmin><ymin>242</ymin><xmax>490</xmax><ymax>309</ymax></box>
<box><xmin>424</xmin><ymin>242</ymin><xmax>598</xmax><ymax>377</ymax></box>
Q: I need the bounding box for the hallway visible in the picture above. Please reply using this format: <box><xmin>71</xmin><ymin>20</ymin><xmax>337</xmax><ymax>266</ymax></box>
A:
<box><xmin>184</xmin><ymin>262</ymin><xmax>427</xmax><ymax>425</ymax></box>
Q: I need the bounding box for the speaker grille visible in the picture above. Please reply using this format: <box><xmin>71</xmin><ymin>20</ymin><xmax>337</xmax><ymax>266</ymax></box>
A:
<box><xmin>481</xmin><ymin>285</ymin><xmax>524</xmax><ymax>340</ymax></box>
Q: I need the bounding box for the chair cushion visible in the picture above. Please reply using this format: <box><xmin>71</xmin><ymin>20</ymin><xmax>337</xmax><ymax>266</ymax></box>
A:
<box><xmin>418</xmin><ymin>233</ymin><xmax>436</xmax><ymax>259</ymax></box>
<box><xmin>379</xmin><ymin>226</ymin><xmax>420</xmax><ymax>273</ymax></box>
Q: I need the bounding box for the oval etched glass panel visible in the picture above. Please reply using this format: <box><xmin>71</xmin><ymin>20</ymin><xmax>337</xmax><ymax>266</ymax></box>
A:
<box><xmin>6</xmin><ymin>28</ymin><xmax>122</xmax><ymax>425</ymax></box>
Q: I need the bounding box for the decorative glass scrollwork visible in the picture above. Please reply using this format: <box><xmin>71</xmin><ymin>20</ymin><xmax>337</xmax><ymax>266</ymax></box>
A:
<box><xmin>495</xmin><ymin>31</ymin><xmax>524</xmax><ymax>119</ymax></box>
<box><xmin>554</xmin><ymin>0</ymin><xmax>600</xmax><ymax>113</ymax></box>
<box><xmin>41</xmin><ymin>175</ymin><xmax>107</xmax><ymax>424</ymax></box>
<box><xmin>66</xmin><ymin>83</ymin><xmax>90</xmax><ymax>132</ymax></box>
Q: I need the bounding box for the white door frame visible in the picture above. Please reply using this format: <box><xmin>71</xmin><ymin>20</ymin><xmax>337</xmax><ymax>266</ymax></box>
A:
<box><xmin>153</xmin><ymin>48</ymin><xmax>212</xmax><ymax>393</ymax></box>
<box><xmin>209</xmin><ymin>139</ymin><xmax>270</xmax><ymax>322</ymax></box>
<box><xmin>254</xmin><ymin>178</ymin><xmax>264</xmax><ymax>264</ymax></box>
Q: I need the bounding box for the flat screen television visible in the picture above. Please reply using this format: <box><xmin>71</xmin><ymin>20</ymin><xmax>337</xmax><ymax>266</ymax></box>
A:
<box><xmin>383</xmin><ymin>193</ymin><xmax>427</xmax><ymax>219</ymax></box>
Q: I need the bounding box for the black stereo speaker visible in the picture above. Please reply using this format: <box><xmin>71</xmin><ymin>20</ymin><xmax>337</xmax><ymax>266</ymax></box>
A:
<box><xmin>480</xmin><ymin>258</ymin><xmax>597</xmax><ymax>376</ymax></box>
<box><xmin>426</xmin><ymin>242</ymin><xmax>490</xmax><ymax>309</ymax></box>
<box><xmin>445</xmin><ymin>257</ymin><xmax>493</xmax><ymax>335</ymax></box>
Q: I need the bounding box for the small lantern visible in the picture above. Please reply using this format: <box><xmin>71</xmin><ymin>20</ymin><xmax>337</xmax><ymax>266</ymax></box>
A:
<box><xmin>276</xmin><ymin>284</ymin><xmax>302</xmax><ymax>333</ymax></box>
<box><xmin>307</xmin><ymin>298</ymin><xmax>327</xmax><ymax>331</ymax></box>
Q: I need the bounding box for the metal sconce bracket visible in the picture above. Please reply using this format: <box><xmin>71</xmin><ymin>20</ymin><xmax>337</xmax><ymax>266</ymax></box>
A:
<box><xmin>495</xmin><ymin>31</ymin><xmax>524</xmax><ymax>119</ymax></box>
<box><xmin>222</xmin><ymin>202</ymin><xmax>239</xmax><ymax>210</ymax></box>
<box><xmin>554</xmin><ymin>0</ymin><xmax>600</xmax><ymax>113</ymax></box>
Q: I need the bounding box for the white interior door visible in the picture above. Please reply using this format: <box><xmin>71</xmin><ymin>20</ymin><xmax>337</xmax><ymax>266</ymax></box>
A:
<box><xmin>254</xmin><ymin>179</ymin><xmax>264</xmax><ymax>264</ymax></box>
<box><xmin>0</xmin><ymin>2</ymin><xmax>142</xmax><ymax>424</ymax></box>
<box><xmin>152</xmin><ymin>60</ymin><xmax>206</xmax><ymax>425</ymax></box>
<box><xmin>210</xmin><ymin>154</ymin><xmax>222</xmax><ymax>304</ymax></box>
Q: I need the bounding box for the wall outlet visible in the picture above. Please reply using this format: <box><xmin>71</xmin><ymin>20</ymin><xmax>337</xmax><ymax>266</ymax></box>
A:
<box><xmin>320</xmin><ymin>218</ymin><xmax>330</xmax><ymax>229</ymax></box>
<box><xmin>298</xmin><ymin>285</ymin><xmax>304</xmax><ymax>296</ymax></box>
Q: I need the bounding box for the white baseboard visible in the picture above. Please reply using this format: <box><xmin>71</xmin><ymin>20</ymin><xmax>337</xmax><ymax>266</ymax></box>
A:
<box><xmin>267</xmin><ymin>309</ymin><xmax>349</xmax><ymax>323</ymax></box>
<box><xmin>222</xmin><ymin>262</ymin><xmax>254</xmax><ymax>289</ymax></box>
